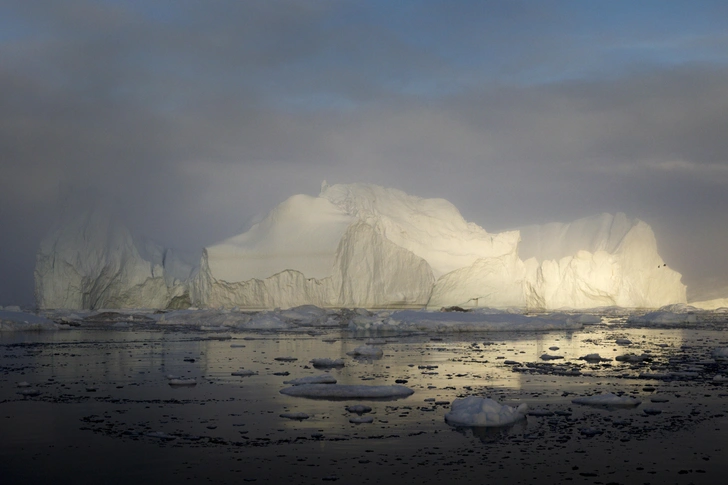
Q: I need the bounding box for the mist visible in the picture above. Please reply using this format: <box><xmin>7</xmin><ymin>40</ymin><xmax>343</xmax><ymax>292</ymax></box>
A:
<box><xmin>2</xmin><ymin>0</ymin><xmax>728</xmax><ymax>305</ymax></box>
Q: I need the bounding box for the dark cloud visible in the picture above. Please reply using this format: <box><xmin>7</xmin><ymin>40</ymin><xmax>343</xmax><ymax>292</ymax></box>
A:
<box><xmin>1</xmin><ymin>1</ymin><xmax>727</xmax><ymax>305</ymax></box>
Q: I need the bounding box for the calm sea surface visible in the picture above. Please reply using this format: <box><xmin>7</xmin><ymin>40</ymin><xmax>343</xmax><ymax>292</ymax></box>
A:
<box><xmin>2</xmin><ymin>324</ymin><xmax>727</xmax><ymax>484</ymax></box>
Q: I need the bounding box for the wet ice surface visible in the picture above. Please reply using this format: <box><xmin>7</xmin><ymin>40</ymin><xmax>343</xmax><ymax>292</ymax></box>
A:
<box><xmin>2</xmin><ymin>309</ymin><xmax>728</xmax><ymax>484</ymax></box>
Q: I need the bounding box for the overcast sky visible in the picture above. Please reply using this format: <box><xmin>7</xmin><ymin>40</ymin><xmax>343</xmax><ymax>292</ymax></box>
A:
<box><xmin>2</xmin><ymin>0</ymin><xmax>728</xmax><ymax>306</ymax></box>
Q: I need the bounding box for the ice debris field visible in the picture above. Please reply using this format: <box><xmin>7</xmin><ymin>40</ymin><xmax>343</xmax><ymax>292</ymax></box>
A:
<box><xmin>2</xmin><ymin>303</ymin><xmax>728</xmax><ymax>484</ymax></box>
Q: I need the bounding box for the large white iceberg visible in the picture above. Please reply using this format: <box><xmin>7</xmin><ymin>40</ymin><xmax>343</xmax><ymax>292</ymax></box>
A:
<box><xmin>35</xmin><ymin>182</ymin><xmax>687</xmax><ymax>310</ymax></box>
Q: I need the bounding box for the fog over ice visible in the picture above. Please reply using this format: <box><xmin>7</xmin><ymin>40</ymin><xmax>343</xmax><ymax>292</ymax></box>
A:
<box><xmin>2</xmin><ymin>1</ymin><xmax>728</xmax><ymax>305</ymax></box>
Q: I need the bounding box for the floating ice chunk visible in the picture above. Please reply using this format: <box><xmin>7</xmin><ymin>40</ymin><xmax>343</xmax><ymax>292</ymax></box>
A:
<box><xmin>345</xmin><ymin>405</ymin><xmax>372</xmax><ymax>414</ymax></box>
<box><xmin>278</xmin><ymin>305</ymin><xmax>330</xmax><ymax>326</ymax></box>
<box><xmin>17</xmin><ymin>381</ymin><xmax>31</xmax><ymax>388</ymax></box>
<box><xmin>347</xmin><ymin>346</ymin><xmax>384</xmax><ymax>358</ymax></box>
<box><xmin>444</xmin><ymin>396</ymin><xmax>528</xmax><ymax>427</ymax></box>
<box><xmin>353</xmin><ymin>311</ymin><xmax>584</xmax><ymax>333</ymax></box>
<box><xmin>18</xmin><ymin>388</ymin><xmax>41</xmax><ymax>397</ymax></box>
<box><xmin>168</xmin><ymin>378</ymin><xmax>197</xmax><ymax>387</ymax></box>
<box><xmin>230</xmin><ymin>343</ymin><xmax>246</xmax><ymax>348</ymax></box>
<box><xmin>280</xmin><ymin>412</ymin><xmax>309</xmax><ymax>420</ymax></box>
<box><xmin>349</xmin><ymin>416</ymin><xmax>374</xmax><ymax>424</ymax></box>
<box><xmin>615</xmin><ymin>353</ymin><xmax>651</xmax><ymax>363</ymax></box>
<box><xmin>713</xmin><ymin>375</ymin><xmax>728</xmax><ymax>383</ymax></box>
<box><xmin>274</xmin><ymin>357</ymin><xmax>298</xmax><ymax>362</ymax></box>
<box><xmin>310</xmin><ymin>358</ymin><xmax>345</xmax><ymax>368</ymax></box>
<box><xmin>244</xmin><ymin>313</ymin><xmax>291</xmax><ymax>330</ymax></box>
<box><xmin>572</xmin><ymin>314</ymin><xmax>602</xmax><ymax>324</ymax></box>
<box><xmin>712</xmin><ymin>348</ymin><xmax>728</xmax><ymax>361</ymax></box>
<box><xmin>146</xmin><ymin>431</ymin><xmax>176</xmax><ymax>440</ymax></box>
<box><xmin>580</xmin><ymin>427</ymin><xmax>603</xmax><ymax>437</ymax></box>
<box><xmin>540</xmin><ymin>354</ymin><xmax>564</xmax><ymax>361</ymax></box>
<box><xmin>615</xmin><ymin>338</ymin><xmax>632</xmax><ymax>345</ymax></box>
<box><xmin>627</xmin><ymin>311</ymin><xmax>700</xmax><ymax>326</ymax></box>
<box><xmin>572</xmin><ymin>393</ymin><xmax>641</xmax><ymax>407</ymax></box>
<box><xmin>284</xmin><ymin>374</ymin><xmax>337</xmax><ymax>386</ymax></box>
<box><xmin>1</xmin><ymin>310</ymin><xmax>64</xmax><ymax>331</ymax></box>
<box><xmin>280</xmin><ymin>384</ymin><xmax>414</xmax><ymax>399</ymax></box>
<box><xmin>365</xmin><ymin>339</ymin><xmax>388</xmax><ymax>345</ymax></box>
<box><xmin>166</xmin><ymin>374</ymin><xmax>180</xmax><ymax>380</ymax></box>
<box><xmin>579</xmin><ymin>353</ymin><xmax>610</xmax><ymax>362</ymax></box>
<box><xmin>231</xmin><ymin>369</ymin><xmax>257</xmax><ymax>377</ymax></box>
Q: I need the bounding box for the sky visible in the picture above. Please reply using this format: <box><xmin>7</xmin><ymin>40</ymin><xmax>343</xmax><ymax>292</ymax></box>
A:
<box><xmin>1</xmin><ymin>0</ymin><xmax>728</xmax><ymax>306</ymax></box>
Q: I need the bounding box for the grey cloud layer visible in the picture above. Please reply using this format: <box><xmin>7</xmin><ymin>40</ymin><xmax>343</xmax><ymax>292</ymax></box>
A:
<box><xmin>1</xmin><ymin>1</ymin><xmax>727</xmax><ymax>304</ymax></box>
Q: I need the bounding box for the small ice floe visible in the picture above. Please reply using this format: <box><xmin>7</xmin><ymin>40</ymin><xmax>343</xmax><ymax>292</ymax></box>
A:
<box><xmin>345</xmin><ymin>404</ymin><xmax>372</xmax><ymax>414</ymax></box>
<box><xmin>650</xmin><ymin>397</ymin><xmax>669</xmax><ymax>403</ymax></box>
<box><xmin>548</xmin><ymin>346</ymin><xmax>560</xmax><ymax>351</ymax></box>
<box><xmin>1</xmin><ymin>310</ymin><xmax>64</xmax><ymax>331</ymax></box>
<box><xmin>712</xmin><ymin>348</ymin><xmax>728</xmax><ymax>361</ymax></box>
<box><xmin>579</xmin><ymin>353</ymin><xmax>610</xmax><ymax>362</ymax></box>
<box><xmin>627</xmin><ymin>310</ymin><xmax>700</xmax><ymax>326</ymax></box>
<box><xmin>639</xmin><ymin>372</ymin><xmax>670</xmax><ymax>380</ymax></box>
<box><xmin>444</xmin><ymin>396</ymin><xmax>528</xmax><ymax>427</ymax></box>
<box><xmin>280</xmin><ymin>412</ymin><xmax>310</xmax><ymax>420</ymax></box>
<box><xmin>274</xmin><ymin>357</ymin><xmax>298</xmax><ymax>362</ymax></box>
<box><xmin>572</xmin><ymin>393</ymin><xmax>641</xmax><ymax>408</ymax></box>
<box><xmin>278</xmin><ymin>305</ymin><xmax>330</xmax><ymax>327</ymax></box>
<box><xmin>284</xmin><ymin>374</ymin><xmax>337</xmax><ymax>386</ymax></box>
<box><xmin>347</xmin><ymin>346</ymin><xmax>384</xmax><ymax>358</ymax></box>
<box><xmin>146</xmin><ymin>431</ymin><xmax>176</xmax><ymax>441</ymax></box>
<box><xmin>17</xmin><ymin>381</ymin><xmax>31</xmax><ymax>388</ymax></box>
<box><xmin>231</xmin><ymin>369</ymin><xmax>257</xmax><ymax>377</ymax></box>
<box><xmin>580</xmin><ymin>427</ymin><xmax>603</xmax><ymax>437</ymax></box>
<box><xmin>503</xmin><ymin>360</ymin><xmax>521</xmax><ymax>365</ymax></box>
<box><xmin>18</xmin><ymin>388</ymin><xmax>41</xmax><ymax>397</ymax></box>
<box><xmin>230</xmin><ymin>343</ymin><xmax>246</xmax><ymax>348</ymax></box>
<box><xmin>310</xmin><ymin>358</ymin><xmax>345</xmax><ymax>368</ymax></box>
<box><xmin>280</xmin><ymin>384</ymin><xmax>414</xmax><ymax>399</ymax></box>
<box><xmin>166</xmin><ymin>374</ymin><xmax>180</xmax><ymax>380</ymax></box>
<box><xmin>615</xmin><ymin>338</ymin><xmax>632</xmax><ymax>345</ymax></box>
<box><xmin>712</xmin><ymin>375</ymin><xmax>728</xmax><ymax>384</ymax></box>
<box><xmin>365</xmin><ymin>339</ymin><xmax>388</xmax><ymax>345</ymax></box>
<box><xmin>540</xmin><ymin>354</ymin><xmax>564</xmax><ymax>361</ymax></box>
<box><xmin>349</xmin><ymin>416</ymin><xmax>374</xmax><ymax>424</ymax></box>
<box><xmin>168</xmin><ymin>378</ymin><xmax>197</xmax><ymax>387</ymax></box>
<box><xmin>643</xmin><ymin>408</ymin><xmax>662</xmax><ymax>415</ymax></box>
<box><xmin>615</xmin><ymin>353</ymin><xmax>651</xmax><ymax>363</ymax></box>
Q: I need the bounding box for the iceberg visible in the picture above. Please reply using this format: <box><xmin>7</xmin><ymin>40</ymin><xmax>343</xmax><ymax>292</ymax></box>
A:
<box><xmin>34</xmin><ymin>206</ymin><xmax>196</xmax><ymax>310</ymax></box>
<box><xmin>36</xmin><ymin>182</ymin><xmax>688</xmax><ymax>311</ymax></box>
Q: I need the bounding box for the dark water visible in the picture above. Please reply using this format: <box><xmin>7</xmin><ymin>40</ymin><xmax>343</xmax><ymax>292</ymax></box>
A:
<box><xmin>1</xmin><ymin>325</ymin><xmax>728</xmax><ymax>484</ymax></box>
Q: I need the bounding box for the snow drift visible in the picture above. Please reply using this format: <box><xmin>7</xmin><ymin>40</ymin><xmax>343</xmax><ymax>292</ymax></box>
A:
<box><xmin>36</xmin><ymin>182</ymin><xmax>687</xmax><ymax>310</ymax></box>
